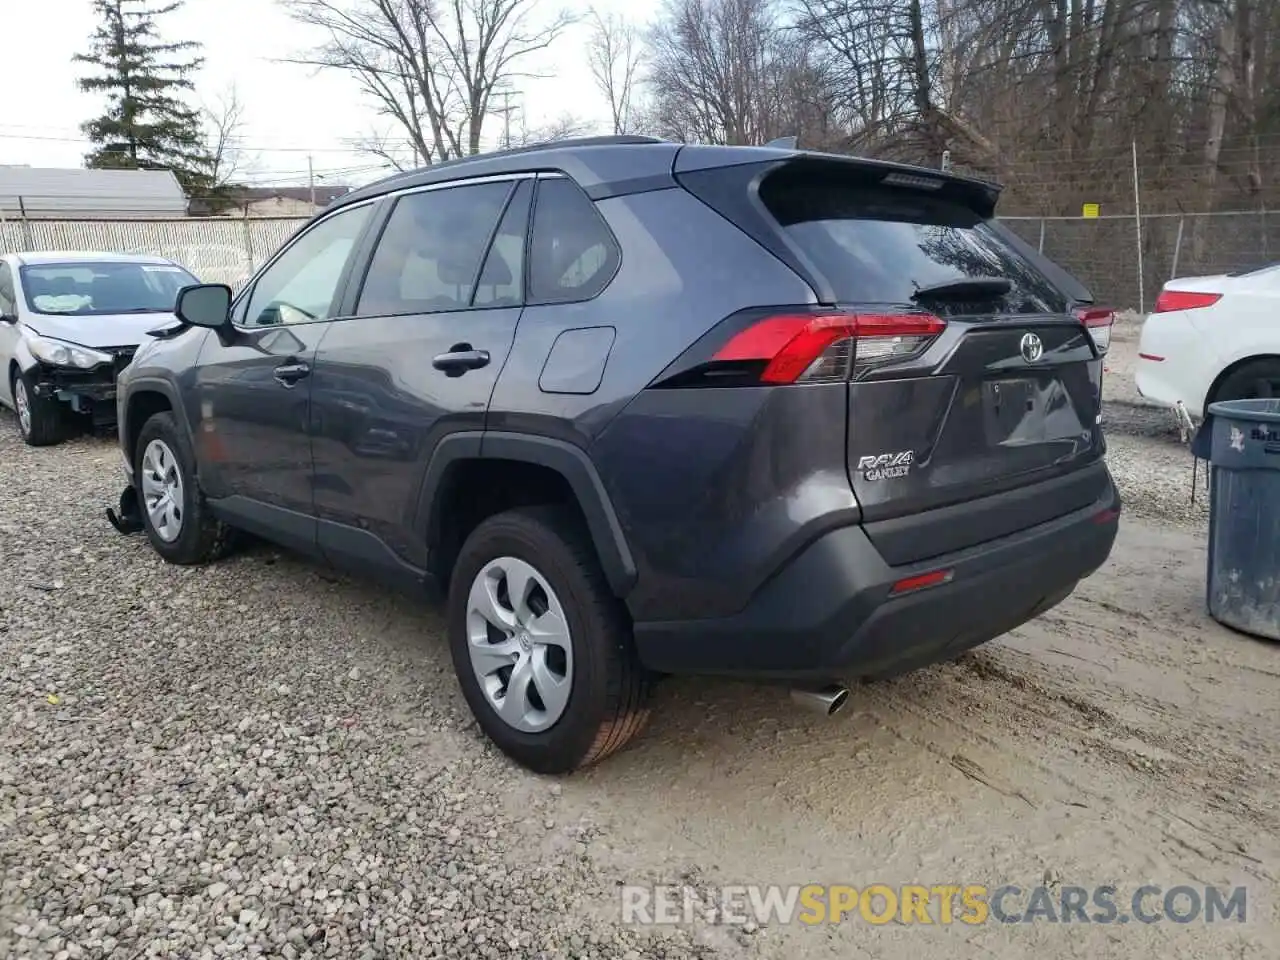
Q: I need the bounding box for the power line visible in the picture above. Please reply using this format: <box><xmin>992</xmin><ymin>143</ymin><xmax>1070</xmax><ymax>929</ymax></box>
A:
<box><xmin>0</xmin><ymin>131</ymin><xmax>383</xmax><ymax>156</ymax></box>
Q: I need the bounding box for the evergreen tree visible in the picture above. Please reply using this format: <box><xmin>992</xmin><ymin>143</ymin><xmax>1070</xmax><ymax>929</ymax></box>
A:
<box><xmin>75</xmin><ymin>0</ymin><xmax>215</xmax><ymax>197</ymax></box>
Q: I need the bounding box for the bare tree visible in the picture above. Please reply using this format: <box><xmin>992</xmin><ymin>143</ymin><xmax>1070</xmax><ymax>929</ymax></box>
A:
<box><xmin>586</xmin><ymin>7</ymin><xmax>642</xmax><ymax>134</ymax></box>
<box><xmin>201</xmin><ymin>84</ymin><xmax>252</xmax><ymax>188</ymax></box>
<box><xmin>352</xmin><ymin>128</ymin><xmax>421</xmax><ymax>171</ymax></box>
<box><xmin>513</xmin><ymin>111</ymin><xmax>596</xmax><ymax>145</ymax></box>
<box><xmin>645</xmin><ymin>0</ymin><xmax>798</xmax><ymax>145</ymax></box>
<box><xmin>282</xmin><ymin>0</ymin><xmax>575</xmax><ymax>163</ymax></box>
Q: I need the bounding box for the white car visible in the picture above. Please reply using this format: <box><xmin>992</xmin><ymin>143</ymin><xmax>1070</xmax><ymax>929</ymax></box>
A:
<box><xmin>1135</xmin><ymin>263</ymin><xmax>1280</xmax><ymax>420</ymax></box>
<box><xmin>0</xmin><ymin>251</ymin><xmax>199</xmax><ymax>446</ymax></box>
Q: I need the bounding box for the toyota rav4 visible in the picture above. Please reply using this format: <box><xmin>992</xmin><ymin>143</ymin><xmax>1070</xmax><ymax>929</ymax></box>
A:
<box><xmin>108</xmin><ymin>136</ymin><xmax>1121</xmax><ymax>773</ymax></box>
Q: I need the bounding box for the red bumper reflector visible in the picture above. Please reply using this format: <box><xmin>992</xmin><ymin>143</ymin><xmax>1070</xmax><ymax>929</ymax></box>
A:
<box><xmin>1092</xmin><ymin>508</ymin><xmax>1120</xmax><ymax>525</ymax></box>
<box><xmin>1138</xmin><ymin>353</ymin><xmax>1165</xmax><ymax>362</ymax></box>
<box><xmin>890</xmin><ymin>568</ymin><xmax>955</xmax><ymax>596</ymax></box>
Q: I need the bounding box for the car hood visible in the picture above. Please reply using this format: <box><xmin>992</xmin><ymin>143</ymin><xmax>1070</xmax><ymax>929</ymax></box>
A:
<box><xmin>21</xmin><ymin>312</ymin><xmax>176</xmax><ymax>348</ymax></box>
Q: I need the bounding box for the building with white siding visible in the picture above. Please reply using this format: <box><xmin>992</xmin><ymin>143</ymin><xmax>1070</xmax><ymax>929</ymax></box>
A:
<box><xmin>0</xmin><ymin>166</ymin><xmax>188</xmax><ymax>219</ymax></box>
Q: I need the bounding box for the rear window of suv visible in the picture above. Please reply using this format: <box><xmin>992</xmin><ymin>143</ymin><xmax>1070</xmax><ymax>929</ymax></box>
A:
<box><xmin>760</xmin><ymin>179</ymin><xmax>1068</xmax><ymax>315</ymax></box>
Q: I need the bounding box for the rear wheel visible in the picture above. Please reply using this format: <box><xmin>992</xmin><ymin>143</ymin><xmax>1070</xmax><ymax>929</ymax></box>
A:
<box><xmin>12</xmin><ymin>368</ymin><xmax>66</xmax><ymax>447</ymax></box>
<box><xmin>135</xmin><ymin>412</ymin><xmax>236</xmax><ymax>565</ymax></box>
<box><xmin>1211</xmin><ymin>359</ymin><xmax>1280</xmax><ymax>410</ymax></box>
<box><xmin>448</xmin><ymin>505</ymin><xmax>651</xmax><ymax>774</ymax></box>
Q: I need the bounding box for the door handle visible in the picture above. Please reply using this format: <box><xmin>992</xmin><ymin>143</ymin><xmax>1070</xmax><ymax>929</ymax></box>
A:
<box><xmin>273</xmin><ymin>360</ymin><xmax>311</xmax><ymax>386</ymax></box>
<box><xmin>432</xmin><ymin>344</ymin><xmax>491</xmax><ymax>376</ymax></box>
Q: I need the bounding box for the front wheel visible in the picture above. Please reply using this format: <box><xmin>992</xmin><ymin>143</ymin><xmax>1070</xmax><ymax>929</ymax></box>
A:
<box><xmin>448</xmin><ymin>505</ymin><xmax>651</xmax><ymax>774</ymax></box>
<box><xmin>134</xmin><ymin>411</ymin><xmax>236</xmax><ymax>564</ymax></box>
<box><xmin>12</xmin><ymin>368</ymin><xmax>66</xmax><ymax>447</ymax></box>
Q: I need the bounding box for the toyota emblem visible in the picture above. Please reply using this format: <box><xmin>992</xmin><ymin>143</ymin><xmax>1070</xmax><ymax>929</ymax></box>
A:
<box><xmin>1020</xmin><ymin>332</ymin><xmax>1044</xmax><ymax>363</ymax></box>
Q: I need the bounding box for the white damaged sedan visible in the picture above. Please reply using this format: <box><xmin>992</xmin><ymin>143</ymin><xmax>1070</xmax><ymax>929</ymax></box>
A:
<box><xmin>0</xmin><ymin>251</ymin><xmax>198</xmax><ymax>445</ymax></box>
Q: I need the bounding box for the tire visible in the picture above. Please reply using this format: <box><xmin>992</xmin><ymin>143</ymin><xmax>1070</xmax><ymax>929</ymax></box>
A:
<box><xmin>11</xmin><ymin>367</ymin><xmax>66</xmax><ymax>447</ymax></box>
<box><xmin>134</xmin><ymin>411</ymin><xmax>236</xmax><ymax>565</ymax></box>
<box><xmin>448</xmin><ymin>505</ymin><xmax>651</xmax><ymax>774</ymax></box>
<box><xmin>1210</xmin><ymin>359</ymin><xmax>1280</xmax><ymax>410</ymax></box>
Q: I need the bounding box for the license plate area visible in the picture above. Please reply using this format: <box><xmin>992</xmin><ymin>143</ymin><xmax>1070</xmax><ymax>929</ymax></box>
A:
<box><xmin>983</xmin><ymin>377</ymin><xmax>1042</xmax><ymax>446</ymax></box>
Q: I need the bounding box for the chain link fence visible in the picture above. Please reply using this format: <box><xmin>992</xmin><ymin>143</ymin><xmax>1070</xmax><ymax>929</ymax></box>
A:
<box><xmin>2</xmin><ymin>209</ymin><xmax>1276</xmax><ymax>311</ymax></box>
<box><xmin>0</xmin><ymin>216</ymin><xmax>308</xmax><ymax>289</ymax></box>
<box><xmin>1001</xmin><ymin>210</ymin><xmax>1276</xmax><ymax>312</ymax></box>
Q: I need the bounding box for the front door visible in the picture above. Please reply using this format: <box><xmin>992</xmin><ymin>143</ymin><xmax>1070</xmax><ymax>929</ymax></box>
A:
<box><xmin>309</xmin><ymin>178</ymin><xmax>532</xmax><ymax>572</ymax></box>
<box><xmin>191</xmin><ymin>201</ymin><xmax>377</xmax><ymax>554</ymax></box>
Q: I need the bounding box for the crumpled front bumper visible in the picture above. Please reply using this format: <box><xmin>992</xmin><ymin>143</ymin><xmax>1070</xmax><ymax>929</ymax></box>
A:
<box><xmin>32</xmin><ymin>367</ymin><xmax>120</xmax><ymax>422</ymax></box>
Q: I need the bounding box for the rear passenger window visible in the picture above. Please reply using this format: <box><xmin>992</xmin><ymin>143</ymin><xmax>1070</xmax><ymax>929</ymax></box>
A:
<box><xmin>357</xmin><ymin>181</ymin><xmax>511</xmax><ymax>317</ymax></box>
<box><xmin>527</xmin><ymin>178</ymin><xmax>619</xmax><ymax>305</ymax></box>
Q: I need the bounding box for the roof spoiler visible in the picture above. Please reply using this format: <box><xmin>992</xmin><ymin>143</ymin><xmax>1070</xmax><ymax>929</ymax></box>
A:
<box><xmin>673</xmin><ymin>145</ymin><xmax>1002</xmax><ymax>219</ymax></box>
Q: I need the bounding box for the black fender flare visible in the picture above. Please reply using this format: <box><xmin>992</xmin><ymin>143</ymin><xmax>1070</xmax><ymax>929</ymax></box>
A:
<box><xmin>416</xmin><ymin>431</ymin><xmax>638</xmax><ymax>598</ymax></box>
<box><xmin>120</xmin><ymin>377</ymin><xmax>191</xmax><ymax>458</ymax></box>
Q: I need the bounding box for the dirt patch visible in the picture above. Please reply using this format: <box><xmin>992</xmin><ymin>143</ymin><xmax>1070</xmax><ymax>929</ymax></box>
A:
<box><xmin>555</xmin><ymin>520</ymin><xmax>1279</xmax><ymax>958</ymax></box>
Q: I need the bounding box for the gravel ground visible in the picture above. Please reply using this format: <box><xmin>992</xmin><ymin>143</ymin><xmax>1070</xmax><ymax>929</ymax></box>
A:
<box><xmin>1</xmin><ymin>338</ymin><xmax>1275</xmax><ymax>960</ymax></box>
<box><xmin>0</xmin><ymin>427</ymin><xmax>715</xmax><ymax>959</ymax></box>
<box><xmin>1101</xmin><ymin>311</ymin><xmax>1211</xmax><ymax>530</ymax></box>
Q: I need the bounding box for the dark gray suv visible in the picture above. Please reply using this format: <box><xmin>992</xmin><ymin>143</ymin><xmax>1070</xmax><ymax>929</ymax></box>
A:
<box><xmin>108</xmin><ymin>136</ymin><xmax>1120</xmax><ymax>773</ymax></box>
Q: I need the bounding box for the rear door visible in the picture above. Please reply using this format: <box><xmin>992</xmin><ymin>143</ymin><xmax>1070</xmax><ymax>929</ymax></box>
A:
<box><xmin>308</xmin><ymin>177</ymin><xmax>530</xmax><ymax>571</ymax></box>
<box><xmin>756</xmin><ymin>168</ymin><xmax>1110</xmax><ymax>564</ymax></box>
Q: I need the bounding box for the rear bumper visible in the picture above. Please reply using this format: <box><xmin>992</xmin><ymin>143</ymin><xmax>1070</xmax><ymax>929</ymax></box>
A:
<box><xmin>632</xmin><ymin>473</ymin><xmax>1121</xmax><ymax>681</ymax></box>
<box><xmin>1133</xmin><ymin>312</ymin><xmax>1216</xmax><ymax>416</ymax></box>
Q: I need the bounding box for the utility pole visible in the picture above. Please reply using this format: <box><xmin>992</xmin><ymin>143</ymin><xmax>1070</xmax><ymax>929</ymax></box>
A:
<box><xmin>491</xmin><ymin>89</ymin><xmax>522</xmax><ymax>150</ymax></box>
<box><xmin>308</xmin><ymin>155</ymin><xmax>316</xmax><ymax>208</ymax></box>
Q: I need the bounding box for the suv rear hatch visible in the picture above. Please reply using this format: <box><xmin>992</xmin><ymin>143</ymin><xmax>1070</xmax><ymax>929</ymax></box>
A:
<box><xmin>677</xmin><ymin>151</ymin><xmax>1113</xmax><ymax>566</ymax></box>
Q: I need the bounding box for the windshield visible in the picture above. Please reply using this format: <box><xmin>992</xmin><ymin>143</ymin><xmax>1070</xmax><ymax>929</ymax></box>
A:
<box><xmin>18</xmin><ymin>261</ymin><xmax>196</xmax><ymax>316</ymax></box>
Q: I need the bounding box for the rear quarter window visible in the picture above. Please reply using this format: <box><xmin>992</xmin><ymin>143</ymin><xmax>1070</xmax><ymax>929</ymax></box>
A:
<box><xmin>527</xmin><ymin>178</ymin><xmax>620</xmax><ymax>305</ymax></box>
<box><xmin>760</xmin><ymin>180</ymin><xmax>1069</xmax><ymax>315</ymax></box>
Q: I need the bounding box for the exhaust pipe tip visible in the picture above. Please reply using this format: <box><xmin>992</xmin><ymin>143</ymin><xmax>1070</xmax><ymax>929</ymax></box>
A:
<box><xmin>790</xmin><ymin>684</ymin><xmax>850</xmax><ymax>717</ymax></box>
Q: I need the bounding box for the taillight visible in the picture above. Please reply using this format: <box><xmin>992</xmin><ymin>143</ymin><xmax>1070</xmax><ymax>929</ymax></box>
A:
<box><xmin>1075</xmin><ymin>306</ymin><xmax>1114</xmax><ymax>355</ymax></box>
<box><xmin>711</xmin><ymin>312</ymin><xmax>945</xmax><ymax>384</ymax></box>
<box><xmin>1153</xmin><ymin>290</ymin><xmax>1222</xmax><ymax>313</ymax></box>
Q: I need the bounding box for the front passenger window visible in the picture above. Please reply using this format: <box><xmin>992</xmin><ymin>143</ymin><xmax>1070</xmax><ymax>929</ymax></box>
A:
<box><xmin>243</xmin><ymin>203</ymin><xmax>372</xmax><ymax>327</ymax></box>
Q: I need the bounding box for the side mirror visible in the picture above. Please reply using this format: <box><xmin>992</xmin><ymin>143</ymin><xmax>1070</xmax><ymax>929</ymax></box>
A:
<box><xmin>175</xmin><ymin>283</ymin><xmax>233</xmax><ymax>330</ymax></box>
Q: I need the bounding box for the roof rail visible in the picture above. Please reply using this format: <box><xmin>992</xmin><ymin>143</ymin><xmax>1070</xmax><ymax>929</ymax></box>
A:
<box><xmin>462</xmin><ymin>134</ymin><xmax>665</xmax><ymax>162</ymax></box>
<box><xmin>337</xmin><ymin>134</ymin><xmax>673</xmax><ymax>207</ymax></box>
<box><xmin>409</xmin><ymin>135</ymin><xmax>666</xmax><ymax>176</ymax></box>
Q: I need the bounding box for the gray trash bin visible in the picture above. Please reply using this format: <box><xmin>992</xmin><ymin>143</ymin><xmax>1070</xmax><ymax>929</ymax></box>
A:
<box><xmin>1204</xmin><ymin>398</ymin><xmax>1280</xmax><ymax>640</ymax></box>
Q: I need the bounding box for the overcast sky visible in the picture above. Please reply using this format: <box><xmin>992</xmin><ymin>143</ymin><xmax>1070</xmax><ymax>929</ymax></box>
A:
<box><xmin>3</xmin><ymin>0</ymin><xmax>647</xmax><ymax>190</ymax></box>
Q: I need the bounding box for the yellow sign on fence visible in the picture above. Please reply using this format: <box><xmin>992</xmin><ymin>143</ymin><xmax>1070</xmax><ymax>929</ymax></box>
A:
<box><xmin>1082</xmin><ymin>203</ymin><xmax>1100</xmax><ymax>218</ymax></box>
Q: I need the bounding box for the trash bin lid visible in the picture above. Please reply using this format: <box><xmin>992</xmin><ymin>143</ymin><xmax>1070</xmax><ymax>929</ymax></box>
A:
<box><xmin>1206</xmin><ymin>398</ymin><xmax>1280</xmax><ymax>422</ymax></box>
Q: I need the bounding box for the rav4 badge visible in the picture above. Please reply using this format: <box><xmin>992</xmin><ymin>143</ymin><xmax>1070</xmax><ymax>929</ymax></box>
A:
<box><xmin>857</xmin><ymin>451</ymin><xmax>914</xmax><ymax>481</ymax></box>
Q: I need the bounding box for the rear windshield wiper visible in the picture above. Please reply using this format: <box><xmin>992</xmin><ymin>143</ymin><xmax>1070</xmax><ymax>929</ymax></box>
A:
<box><xmin>911</xmin><ymin>277</ymin><xmax>1012</xmax><ymax>301</ymax></box>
